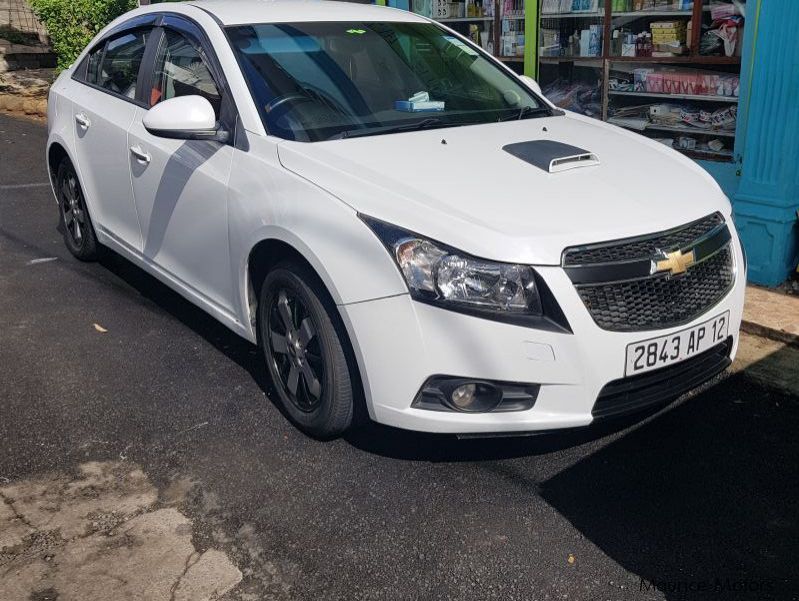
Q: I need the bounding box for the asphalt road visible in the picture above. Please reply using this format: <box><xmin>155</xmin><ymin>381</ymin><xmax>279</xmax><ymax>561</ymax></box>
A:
<box><xmin>1</xmin><ymin>113</ymin><xmax>797</xmax><ymax>600</ymax></box>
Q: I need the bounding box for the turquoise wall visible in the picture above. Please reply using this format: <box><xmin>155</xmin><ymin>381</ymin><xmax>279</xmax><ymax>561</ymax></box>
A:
<box><xmin>729</xmin><ymin>0</ymin><xmax>799</xmax><ymax>286</ymax></box>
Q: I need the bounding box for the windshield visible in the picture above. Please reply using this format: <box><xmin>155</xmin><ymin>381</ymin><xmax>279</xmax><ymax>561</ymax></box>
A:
<box><xmin>227</xmin><ymin>21</ymin><xmax>550</xmax><ymax>142</ymax></box>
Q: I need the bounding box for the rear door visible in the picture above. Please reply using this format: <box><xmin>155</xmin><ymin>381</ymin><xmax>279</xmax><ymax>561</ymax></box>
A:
<box><xmin>126</xmin><ymin>17</ymin><xmax>236</xmax><ymax>312</ymax></box>
<box><xmin>69</xmin><ymin>26</ymin><xmax>154</xmax><ymax>252</ymax></box>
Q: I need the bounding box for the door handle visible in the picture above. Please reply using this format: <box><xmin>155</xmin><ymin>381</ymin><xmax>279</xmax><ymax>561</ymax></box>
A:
<box><xmin>129</xmin><ymin>144</ymin><xmax>151</xmax><ymax>164</ymax></box>
<box><xmin>75</xmin><ymin>113</ymin><xmax>91</xmax><ymax>129</ymax></box>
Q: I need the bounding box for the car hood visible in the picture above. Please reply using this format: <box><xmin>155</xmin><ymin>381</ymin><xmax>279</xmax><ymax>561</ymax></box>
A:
<box><xmin>276</xmin><ymin>112</ymin><xmax>731</xmax><ymax>265</ymax></box>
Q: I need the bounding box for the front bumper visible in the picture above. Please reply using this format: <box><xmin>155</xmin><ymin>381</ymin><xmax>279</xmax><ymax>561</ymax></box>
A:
<box><xmin>339</xmin><ymin>239</ymin><xmax>746</xmax><ymax>434</ymax></box>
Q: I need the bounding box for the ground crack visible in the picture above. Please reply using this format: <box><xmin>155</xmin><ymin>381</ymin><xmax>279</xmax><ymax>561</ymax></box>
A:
<box><xmin>0</xmin><ymin>490</ymin><xmax>35</xmax><ymax>529</ymax></box>
<box><xmin>169</xmin><ymin>549</ymin><xmax>202</xmax><ymax>601</ymax></box>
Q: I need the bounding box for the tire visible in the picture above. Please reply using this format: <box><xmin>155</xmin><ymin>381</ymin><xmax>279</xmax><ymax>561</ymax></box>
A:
<box><xmin>56</xmin><ymin>157</ymin><xmax>100</xmax><ymax>261</ymax></box>
<box><xmin>259</xmin><ymin>262</ymin><xmax>355</xmax><ymax>438</ymax></box>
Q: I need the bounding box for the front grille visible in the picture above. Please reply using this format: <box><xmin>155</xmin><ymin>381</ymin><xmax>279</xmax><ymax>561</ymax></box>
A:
<box><xmin>563</xmin><ymin>213</ymin><xmax>724</xmax><ymax>266</ymax></box>
<box><xmin>578</xmin><ymin>246</ymin><xmax>734</xmax><ymax>331</ymax></box>
<box><xmin>563</xmin><ymin>214</ymin><xmax>735</xmax><ymax>332</ymax></box>
<box><xmin>592</xmin><ymin>338</ymin><xmax>732</xmax><ymax>419</ymax></box>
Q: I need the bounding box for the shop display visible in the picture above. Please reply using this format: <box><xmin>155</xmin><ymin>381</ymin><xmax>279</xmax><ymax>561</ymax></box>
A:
<box><xmin>543</xmin><ymin>77</ymin><xmax>602</xmax><ymax>117</ymax></box>
<box><xmin>542</xmin><ymin>0</ymin><xmax>601</xmax><ymax>13</ymax></box>
<box><xmin>617</xmin><ymin>67</ymin><xmax>740</xmax><ymax>97</ymax></box>
<box><xmin>538</xmin><ymin>0</ymin><xmax>745</xmax><ymax>161</ymax></box>
<box><xmin>410</xmin><ymin>0</ymin><xmax>525</xmax><ymax>64</ymax></box>
<box><xmin>500</xmin><ymin>0</ymin><xmax>526</xmax><ymax>58</ymax></box>
<box><xmin>411</xmin><ymin>0</ymin><xmax>490</xmax><ymax>19</ymax></box>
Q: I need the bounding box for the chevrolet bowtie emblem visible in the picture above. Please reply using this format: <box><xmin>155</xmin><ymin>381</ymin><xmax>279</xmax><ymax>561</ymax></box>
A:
<box><xmin>654</xmin><ymin>248</ymin><xmax>696</xmax><ymax>275</ymax></box>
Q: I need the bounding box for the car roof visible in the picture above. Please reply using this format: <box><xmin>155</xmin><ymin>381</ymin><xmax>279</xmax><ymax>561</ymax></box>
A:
<box><xmin>187</xmin><ymin>0</ymin><xmax>430</xmax><ymax>26</ymax></box>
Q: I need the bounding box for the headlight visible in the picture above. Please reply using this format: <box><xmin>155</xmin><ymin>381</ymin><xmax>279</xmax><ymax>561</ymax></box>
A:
<box><xmin>361</xmin><ymin>216</ymin><xmax>542</xmax><ymax>316</ymax></box>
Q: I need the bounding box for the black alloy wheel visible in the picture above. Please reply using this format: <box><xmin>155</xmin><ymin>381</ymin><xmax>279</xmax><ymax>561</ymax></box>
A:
<box><xmin>267</xmin><ymin>288</ymin><xmax>325</xmax><ymax>413</ymax></box>
<box><xmin>56</xmin><ymin>158</ymin><xmax>99</xmax><ymax>261</ymax></box>
<box><xmin>259</xmin><ymin>263</ymin><xmax>355</xmax><ymax>438</ymax></box>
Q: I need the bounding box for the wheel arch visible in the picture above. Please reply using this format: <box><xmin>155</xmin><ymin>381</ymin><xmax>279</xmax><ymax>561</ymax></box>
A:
<box><xmin>46</xmin><ymin>140</ymin><xmax>74</xmax><ymax>201</ymax></box>
<box><xmin>47</xmin><ymin>141</ymin><xmax>70</xmax><ymax>179</ymax></box>
<box><xmin>244</xmin><ymin>234</ymin><xmax>347</xmax><ymax>334</ymax></box>
<box><xmin>246</xmin><ymin>234</ymin><xmax>369</xmax><ymax>423</ymax></box>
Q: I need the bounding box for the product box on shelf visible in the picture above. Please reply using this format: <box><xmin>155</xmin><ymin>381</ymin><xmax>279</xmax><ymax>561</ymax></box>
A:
<box><xmin>633</xmin><ymin>68</ymin><xmax>740</xmax><ymax>97</ymax></box>
<box><xmin>650</xmin><ymin>21</ymin><xmax>686</xmax><ymax>31</ymax></box>
<box><xmin>589</xmin><ymin>24</ymin><xmax>601</xmax><ymax>55</ymax></box>
<box><xmin>541</xmin><ymin>0</ymin><xmax>561</xmax><ymax>14</ymax></box>
<box><xmin>571</xmin><ymin>0</ymin><xmax>599</xmax><ymax>13</ymax></box>
<box><xmin>433</xmin><ymin>0</ymin><xmax>450</xmax><ymax>19</ymax></box>
<box><xmin>412</xmin><ymin>0</ymin><xmax>433</xmax><ymax>18</ymax></box>
<box><xmin>634</xmin><ymin>67</ymin><xmax>655</xmax><ymax>91</ymax></box>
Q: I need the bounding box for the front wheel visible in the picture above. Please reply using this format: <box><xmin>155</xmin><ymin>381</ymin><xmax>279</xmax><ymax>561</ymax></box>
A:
<box><xmin>259</xmin><ymin>263</ymin><xmax>355</xmax><ymax>438</ymax></box>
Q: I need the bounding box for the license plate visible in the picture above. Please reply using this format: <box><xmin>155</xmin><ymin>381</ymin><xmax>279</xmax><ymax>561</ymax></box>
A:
<box><xmin>625</xmin><ymin>311</ymin><xmax>730</xmax><ymax>376</ymax></box>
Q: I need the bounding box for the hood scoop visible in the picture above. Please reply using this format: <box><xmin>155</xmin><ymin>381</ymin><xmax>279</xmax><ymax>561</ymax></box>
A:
<box><xmin>503</xmin><ymin>140</ymin><xmax>600</xmax><ymax>173</ymax></box>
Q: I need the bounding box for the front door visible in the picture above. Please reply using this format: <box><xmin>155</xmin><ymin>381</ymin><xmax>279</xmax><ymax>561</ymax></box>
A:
<box><xmin>127</xmin><ymin>26</ymin><xmax>235</xmax><ymax>313</ymax></box>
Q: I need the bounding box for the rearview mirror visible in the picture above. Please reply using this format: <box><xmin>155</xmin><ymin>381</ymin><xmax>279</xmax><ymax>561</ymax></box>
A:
<box><xmin>519</xmin><ymin>75</ymin><xmax>543</xmax><ymax>96</ymax></box>
<box><xmin>143</xmin><ymin>95</ymin><xmax>228</xmax><ymax>143</ymax></box>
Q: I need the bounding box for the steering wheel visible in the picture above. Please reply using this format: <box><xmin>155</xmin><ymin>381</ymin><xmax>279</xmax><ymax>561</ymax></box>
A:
<box><xmin>264</xmin><ymin>93</ymin><xmax>313</xmax><ymax>119</ymax></box>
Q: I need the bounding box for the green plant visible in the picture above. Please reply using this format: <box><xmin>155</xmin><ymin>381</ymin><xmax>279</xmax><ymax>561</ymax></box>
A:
<box><xmin>29</xmin><ymin>0</ymin><xmax>137</xmax><ymax>71</ymax></box>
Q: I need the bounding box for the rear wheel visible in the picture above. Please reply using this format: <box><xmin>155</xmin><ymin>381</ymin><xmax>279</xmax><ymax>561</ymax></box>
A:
<box><xmin>56</xmin><ymin>157</ymin><xmax>100</xmax><ymax>261</ymax></box>
<box><xmin>259</xmin><ymin>262</ymin><xmax>354</xmax><ymax>438</ymax></box>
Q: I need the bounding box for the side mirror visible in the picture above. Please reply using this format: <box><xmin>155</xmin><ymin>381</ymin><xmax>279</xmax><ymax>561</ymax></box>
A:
<box><xmin>519</xmin><ymin>75</ymin><xmax>543</xmax><ymax>96</ymax></box>
<box><xmin>143</xmin><ymin>95</ymin><xmax>228</xmax><ymax>142</ymax></box>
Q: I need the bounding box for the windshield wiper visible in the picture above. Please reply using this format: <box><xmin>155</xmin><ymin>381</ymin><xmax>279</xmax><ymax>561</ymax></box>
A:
<box><xmin>332</xmin><ymin>118</ymin><xmax>445</xmax><ymax>140</ymax></box>
<box><xmin>498</xmin><ymin>106</ymin><xmax>558</xmax><ymax>122</ymax></box>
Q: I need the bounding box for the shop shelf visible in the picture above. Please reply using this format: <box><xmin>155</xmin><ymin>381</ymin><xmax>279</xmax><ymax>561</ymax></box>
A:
<box><xmin>608</xmin><ymin>90</ymin><xmax>739</xmax><ymax>103</ymax></box>
<box><xmin>608</xmin><ymin>56</ymin><xmax>740</xmax><ymax>64</ymax></box>
<box><xmin>615</xmin><ymin>122</ymin><xmax>737</xmax><ymax>138</ymax></box>
<box><xmin>496</xmin><ymin>56</ymin><xmax>525</xmax><ymax>62</ymax></box>
<box><xmin>536</xmin><ymin>0</ymin><xmax>743</xmax><ymax>163</ymax></box>
<box><xmin>643</xmin><ymin>123</ymin><xmax>736</xmax><ymax>137</ymax></box>
<box><xmin>540</xmin><ymin>12</ymin><xmax>604</xmax><ymax>18</ymax></box>
<box><xmin>611</xmin><ymin>10</ymin><xmax>692</xmax><ymax>17</ymax></box>
<box><xmin>436</xmin><ymin>17</ymin><xmax>494</xmax><ymax>22</ymax></box>
<box><xmin>539</xmin><ymin>57</ymin><xmax>603</xmax><ymax>63</ymax></box>
<box><xmin>681</xmin><ymin>148</ymin><xmax>734</xmax><ymax>161</ymax></box>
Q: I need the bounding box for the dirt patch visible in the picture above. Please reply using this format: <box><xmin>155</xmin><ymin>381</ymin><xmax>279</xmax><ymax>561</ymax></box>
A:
<box><xmin>0</xmin><ymin>461</ymin><xmax>241</xmax><ymax>600</ymax></box>
<box><xmin>0</xmin><ymin>68</ymin><xmax>52</xmax><ymax>117</ymax></box>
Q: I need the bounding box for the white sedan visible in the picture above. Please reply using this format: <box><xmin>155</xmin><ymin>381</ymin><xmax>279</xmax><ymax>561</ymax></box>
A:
<box><xmin>46</xmin><ymin>0</ymin><xmax>746</xmax><ymax>438</ymax></box>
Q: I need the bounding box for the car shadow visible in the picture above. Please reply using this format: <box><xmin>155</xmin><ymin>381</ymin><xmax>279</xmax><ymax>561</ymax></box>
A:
<box><xmin>97</xmin><ymin>249</ymin><xmax>272</xmax><ymax>396</ymax></box>
<box><xmin>537</xmin><ymin>367</ymin><xmax>799</xmax><ymax>600</ymax></box>
<box><xmin>136</xmin><ymin>140</ymin><xmax>222</xmax><ymax>258</ymax></box>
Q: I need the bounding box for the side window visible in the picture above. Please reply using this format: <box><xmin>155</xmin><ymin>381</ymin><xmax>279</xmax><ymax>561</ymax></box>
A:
<box><xmin>149</xmin><ymin>29</ymin><xmax>221</xmax><ymax>119</ymax></box>
<box><xmin>84</xmin><ymin>45</ymin><xmax>104</xmax><ymax>85</ymax></box>
<box><xmin>98</xmin><ymin>30</ymin><xmax>150</xmax><ymax>98</ymax></box>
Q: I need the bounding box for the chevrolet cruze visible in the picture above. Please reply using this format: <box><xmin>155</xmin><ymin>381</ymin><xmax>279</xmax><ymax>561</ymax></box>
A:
<box><xmin>46</xmin><ymin>0</ymin><xmax>746</xmax><ymax>438</ymax></box>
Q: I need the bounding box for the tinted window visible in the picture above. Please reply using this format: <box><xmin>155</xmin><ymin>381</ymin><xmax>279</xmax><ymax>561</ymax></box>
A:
<box><xmin>227</xmin><ymin>22</ymin><xmax>548</xmax><ymax>142</ymax></box>
<box><xmin>84</xmin><ymin>45</ymin><xmax>103</xmax><ymax>85</ymax></box>
<box><xmin>98</xmin><ymin>30</ymin><xmax>149</xmax><ymax>98</ymax></box>
<box><xmin>149</xmin><ymin>29</ymin><xmax>221</xmax><ymax>118</ymax></box>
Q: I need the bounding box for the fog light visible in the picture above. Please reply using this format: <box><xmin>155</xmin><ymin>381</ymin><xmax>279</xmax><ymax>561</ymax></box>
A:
<box><xmin>450</xmin><ymin>384</ymin><xmax>476</xmax><ymax>410</ymax></box>
<box><xmin>412</xmin><ymin>376</ymin><xmax>539</xmax><ymax>413</ymax></box>
<box><xmin>443</xmin><ymin>381</ymin><xmax>502</xmax><ymax>413</ymax></box>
